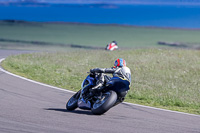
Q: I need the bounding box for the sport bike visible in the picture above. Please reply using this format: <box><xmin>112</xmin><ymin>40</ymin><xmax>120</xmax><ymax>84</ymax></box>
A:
<box><xmin>66</xmin><ymin>72</ymin><xmax>130</xmax><ymax>115</ymax></box>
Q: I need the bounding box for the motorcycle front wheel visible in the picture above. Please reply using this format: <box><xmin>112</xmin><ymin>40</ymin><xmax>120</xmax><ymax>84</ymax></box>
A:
<box><xmin>66</xmin><ymin>90</ymin><xmax>81</xmax><ymax>111</ymax></box>
<box><xmin>91</xmin><ymin>90</ymin><xmax>117</xmax><ymax>115</ymax></box>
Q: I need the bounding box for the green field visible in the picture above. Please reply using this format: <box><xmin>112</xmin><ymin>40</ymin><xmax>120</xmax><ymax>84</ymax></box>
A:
<box><xmin>2</xmin><ymin>49</ymin><xmax>200</xmax><ymax>115</ymax></box>
<box><xmin>1</xmin><ymin>21</ymin><xmax>200</xmax><ymax>50</ymax></box>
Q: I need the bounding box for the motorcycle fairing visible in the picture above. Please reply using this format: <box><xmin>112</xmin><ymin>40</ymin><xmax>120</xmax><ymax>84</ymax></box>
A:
<box><xmin>106</xmin><ymin>77</ymin><xmax>130</xmax><ymax>94</ymax></box>
<box><xmin>78</xmin><ymin>75</ymin><xmax>96</xmax><ymax>110</ymax></box>
<box><xmin>78</xmin><ymin>98</ymin><xmax>91</xmax><ymax>110</ymax></box>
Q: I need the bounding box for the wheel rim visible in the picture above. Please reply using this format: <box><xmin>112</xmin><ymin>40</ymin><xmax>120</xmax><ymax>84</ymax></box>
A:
<box><xmin>93</xmin><ymin>92</ymin><xmax>111</xmax><ymax>109</ymax></box>
<box><xmin>68</xmin><ymin>97</ymin><xmax>77</xmax><ymax>107</ymax></box>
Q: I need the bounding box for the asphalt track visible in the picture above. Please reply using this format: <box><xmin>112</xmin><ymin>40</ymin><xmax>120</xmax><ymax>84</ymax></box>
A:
<box><xmin>0</xmin><ymin>49</ymin><xmax>200</xmax><ymax>133</ymax></box>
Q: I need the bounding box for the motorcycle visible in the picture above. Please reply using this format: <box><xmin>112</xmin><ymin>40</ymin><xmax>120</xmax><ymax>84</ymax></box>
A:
<box><xmin>66</xmin><ymin>72</ymin><xmax>130</xmax><ymax>115</ymax></box>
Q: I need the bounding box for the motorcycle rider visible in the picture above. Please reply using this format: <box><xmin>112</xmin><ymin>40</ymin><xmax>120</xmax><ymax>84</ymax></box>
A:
<box><xmin>89</xmin><ymin>58</ymin><xmax>131</xmax><ymax>97</ymax></box>
<box><xmin>105</xmin><ymin>41</ymin><xmax>119</xmax><ymax>51</ymax></box>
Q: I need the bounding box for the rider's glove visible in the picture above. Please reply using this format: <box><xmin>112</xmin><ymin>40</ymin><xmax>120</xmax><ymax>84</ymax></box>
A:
<box><xmin>90</xmin><ymin>69</ymin><xmax>95</xmax><ymax>73</ymax></box>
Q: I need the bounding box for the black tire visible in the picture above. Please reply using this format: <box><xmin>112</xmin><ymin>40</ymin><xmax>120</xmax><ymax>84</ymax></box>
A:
<box><xmin>91</xmin><ymin>90</ymin><xmax>117</xmax><ymax>115</ymax></box>
<box><xmin>66</xmin><ymin>90</ymin><xmax>80</xmax><ymax>111</ymax></box>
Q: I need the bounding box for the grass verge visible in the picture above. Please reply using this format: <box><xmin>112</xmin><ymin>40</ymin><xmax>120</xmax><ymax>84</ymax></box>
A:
<box><xmin>1</xmin><ymin>49</ymin><xmax>200</xmax><ymax>115</ymax></box>
<box><xmin>1</xmin><ymin>21</ymin><xmax>200</xmax><ymax>49</ymax></box>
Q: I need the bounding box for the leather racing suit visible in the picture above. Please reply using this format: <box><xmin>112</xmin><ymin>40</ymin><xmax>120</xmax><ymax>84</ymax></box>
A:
<box><xmin>90</xmin><ymin>66</ymin><xmax>131</xmax><ymax>91</ymax></box>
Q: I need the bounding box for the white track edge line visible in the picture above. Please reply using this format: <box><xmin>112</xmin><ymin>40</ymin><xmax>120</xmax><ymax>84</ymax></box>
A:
<box><xmin>0</xmin><ymin>58</ymin><xmax>199</xmax><ymax>117</ymax></box>
<box><xmin>123</xmin><ymin>102</ymin><xmax>200</xmax><ymax>117</ymax></box>
<box><xmin>0</xmin><ymin>58</ymin><xmax>75</xmax><ymax>94</ymax></box>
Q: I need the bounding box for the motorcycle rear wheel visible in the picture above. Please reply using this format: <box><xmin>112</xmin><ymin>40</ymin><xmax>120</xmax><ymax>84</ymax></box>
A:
<box><xmin>91</xmin><ymin>90</ymin><xmax>117</xmax><ymax>115</ymax></box>
<box><xmin>66</xmin><ymin>90</ymin><xmax>80</xmax><ymax>111</ymax></box>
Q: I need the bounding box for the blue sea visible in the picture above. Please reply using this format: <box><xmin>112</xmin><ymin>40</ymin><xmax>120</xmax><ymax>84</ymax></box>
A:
<box><xmin>0</xmin><ymin>4</ymin><xmax>200</xmax><ymax>29</ymax></box>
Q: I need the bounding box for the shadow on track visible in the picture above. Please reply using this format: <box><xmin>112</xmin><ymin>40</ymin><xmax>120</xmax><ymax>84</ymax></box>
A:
<box><xmin>45</xmin><ymin>108</ymin><xmax>93</xmax><ymax>115</ymax></box>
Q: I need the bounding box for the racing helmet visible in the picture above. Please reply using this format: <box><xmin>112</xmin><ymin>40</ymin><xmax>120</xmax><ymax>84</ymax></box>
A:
<box><xmin>114</xmin><ymin>58</ymin><xmax>126</xmax><ymax>67</ymax></box>
<box><xmin>112</xmin><ymin>41</ymin><xmax>117</xmax><ymax>45</ymax></box>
